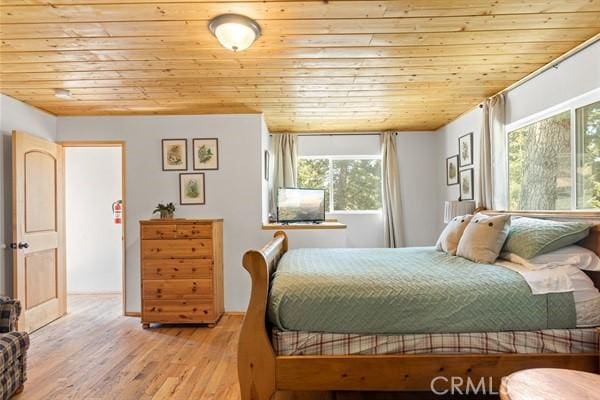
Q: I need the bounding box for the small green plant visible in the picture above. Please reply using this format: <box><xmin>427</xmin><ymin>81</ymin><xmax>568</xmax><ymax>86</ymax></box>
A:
<box><xmin>153</xmin><ymin>202</ymin><xmax>176</xmax><ymax>219</ymax></box>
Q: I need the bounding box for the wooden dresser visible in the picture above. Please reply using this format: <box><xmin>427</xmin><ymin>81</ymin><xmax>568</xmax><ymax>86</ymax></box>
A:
<box><xmin>139</xmin><ymin>219</ymin><xmax>224</xmax><ymax>328</ymax></box>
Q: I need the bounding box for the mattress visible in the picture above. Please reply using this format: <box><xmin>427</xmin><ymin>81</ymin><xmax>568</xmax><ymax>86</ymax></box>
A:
<box><xmin>272</xmin><ymin>328</ymin><xmax>599</xmax><ymax>356</ymax></box>
<box><xmin>268</xmin><ymin>247</ymin><xmax>576</xmax><ymax>334</ymax></box>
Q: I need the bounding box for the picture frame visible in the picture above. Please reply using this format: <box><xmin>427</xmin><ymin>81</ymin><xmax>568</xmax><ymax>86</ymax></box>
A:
<box><xmin>446</xmin><ymin>155</ymin><xmax>459</xmax><ymax>186</ymax></box>
<box><xmin>459</xmin><ymin>168</ymin><xmax>474</xmax><ymax>201</ymax></box>
<box><xmin>161</xmin><ymin>139</ymin><xmax>188</xmax><ymax>171</ymax></box>
<box><xmin>264</xmin><ymin>150</ymin><xmax>270</xmax><ymax>181</ymax></box>
<box><xmin>193</xmin><ymin>138</ymin><xmax>219</xmax><ymax>170</ymax></box>
<box><xmin>179</xmin><ymin>173</ymin><xmax>206</xmax><ymax>205</ymax></box>
<box><xmin>458</xmin><ymin>132</ymin><xmax>473</xmax><ymax>167</ymax></box>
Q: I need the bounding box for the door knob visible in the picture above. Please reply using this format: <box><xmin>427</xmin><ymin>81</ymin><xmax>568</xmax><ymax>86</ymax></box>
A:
<box><xmin>18</xmin><ymin>242</ymin><xmax>29</xmax><ymax>249</ymax></box>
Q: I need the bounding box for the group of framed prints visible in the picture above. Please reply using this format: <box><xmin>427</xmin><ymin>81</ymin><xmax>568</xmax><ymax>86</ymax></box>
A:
<box><xmin>161</xmin><ymin>138</ymin><xmax>219</xmax><ymax>205</ymax></box>
<box><xmin>445</xmin><ymin>132</ymin><xmax>474</xmax><ymax>201</ymax></box>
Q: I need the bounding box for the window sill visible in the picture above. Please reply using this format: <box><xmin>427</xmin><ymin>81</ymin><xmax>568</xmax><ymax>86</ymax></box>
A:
<box><xmin>484</xmin><ymin>210</ymin><xmax>600</xmax><ymax>219</ymax></box>
<box><xmin>327</xmin><ymin>210</ymin><xmax>382</xmax><ymax>215</ymax></box>
<box><xmin>262</xmin><ymin>221</ymin><xmax>347</xmax><ymax>230</ymax></box>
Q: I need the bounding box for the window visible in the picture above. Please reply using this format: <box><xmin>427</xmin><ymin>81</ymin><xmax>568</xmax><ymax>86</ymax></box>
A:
<box><xmin>576</xmin><ymin>100</ymin><xmax>600</xmax><ymax>209</ymax></box>
<box><xmin>297</xmin><ymin>156</ymin><xmax>382</xmax><ymax>212</ymax></box>
<box><xmin>507</xmin><ymin>93</ymin><xmax>600</xmax><ymax>211</ymax></box>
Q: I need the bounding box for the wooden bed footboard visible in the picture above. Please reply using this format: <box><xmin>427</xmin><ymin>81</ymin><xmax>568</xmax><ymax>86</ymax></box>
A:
<box><xmin>238</xmin><ymin>231</ymin><xmax>287</xmax><ymax>400</ymax></box>
<box><xmin>238</xmin><ymin>232</ymin><xmax>599</xmax><ymax>400</ymax></box>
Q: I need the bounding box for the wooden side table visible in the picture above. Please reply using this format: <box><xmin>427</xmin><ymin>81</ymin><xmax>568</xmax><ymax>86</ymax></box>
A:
<box><xmin>500</xmin><ymin>368</ymin><xmax>600</xmax><ymax>400</ymax></box>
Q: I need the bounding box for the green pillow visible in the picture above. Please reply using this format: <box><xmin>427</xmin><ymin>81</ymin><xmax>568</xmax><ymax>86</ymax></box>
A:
<box><xmin>503</xmin><ymin>217</ymin><xmax>591</xmax><ymax>259</ymax></box>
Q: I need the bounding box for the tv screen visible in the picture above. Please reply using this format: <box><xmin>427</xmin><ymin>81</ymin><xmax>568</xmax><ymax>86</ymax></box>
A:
<box><xmin>277</xmin><ymin>188</ymin><xmax>325</xmax><ymax>223</ymax></box>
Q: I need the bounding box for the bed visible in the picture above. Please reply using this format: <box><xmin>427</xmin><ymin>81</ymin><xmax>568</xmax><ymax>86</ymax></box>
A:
<box><xmin>238</xmin><ymin>213</ymin><xmax>600</xmax><ymax>399</ymax></box>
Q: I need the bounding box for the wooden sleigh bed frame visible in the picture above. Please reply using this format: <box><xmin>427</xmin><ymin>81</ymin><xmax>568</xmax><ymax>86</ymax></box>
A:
<box><xmin>238</xmin><ymin>218</ymin><xmax>600</xmax><ymax>400</ymax></box>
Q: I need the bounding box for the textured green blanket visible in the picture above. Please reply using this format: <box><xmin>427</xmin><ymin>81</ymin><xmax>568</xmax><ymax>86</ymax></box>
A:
<box><xmin>268</xmin><ymin>247</ymin><xmax>575</xmax><ymax>334</ymax></box>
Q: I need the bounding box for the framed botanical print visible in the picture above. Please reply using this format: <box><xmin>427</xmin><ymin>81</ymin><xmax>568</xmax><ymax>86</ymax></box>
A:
<box><xmin>446</xmin><ymin>155</ymin><xmax>459</xmax><ymax>186</ymax></box>
<box><xmin>458</xmin><ymin>132</ymin><xmax>473</xmax><ymax>167</ymax></box>
<box><xmin>193</xmin><ymin>138</ymin><xmax>219</xmax><ymax>170</ymax></box>
<box><xmin>179</xmin><ymin>173</ymin><xmax>206</xmax><ymax>205</ymax></box>
<box><xmin>161</xmin><ymin>139</ymin><xmax>187</xmax><ymax>171</ymax></box>
<box><xmin>459</xmin><ymin>168</ymin><xmax>474</xmax><ymax>201</ymax></box>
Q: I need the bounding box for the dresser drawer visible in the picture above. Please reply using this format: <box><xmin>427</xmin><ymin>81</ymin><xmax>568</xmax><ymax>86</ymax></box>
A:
<box><xmin>143</xmin><ymin>279</ymin><xmax>212</xmax><ymax>300</ymax></box>
<box><xmin>143</xmin><ymin>300</ymin><xmax>215</xmax><ymax>322</ymax></box>
<box><xmin>141</xmin><ymin>224</ymin><xmax>177</xmax><ymax>240</ymax></box>
<box><xmin>141</xmin><ymin>239</ymin><xmax>212</xmax><ymax>259</ymax></box>
<box><xmin>142</xmin><ymin>259</ymin><xmax>212</xmax><ymax>279</ymax></box>
<box><xmin>176</xmin><ymin>224</ymin><xmax>212</xmax><ymax>239</ymax></box>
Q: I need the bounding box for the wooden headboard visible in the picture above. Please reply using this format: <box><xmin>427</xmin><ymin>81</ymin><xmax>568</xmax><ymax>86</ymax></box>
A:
<box><xmin>579</xmin><ymin>225</ymin><xmax>600</xmax><ymax>289</ymax></box>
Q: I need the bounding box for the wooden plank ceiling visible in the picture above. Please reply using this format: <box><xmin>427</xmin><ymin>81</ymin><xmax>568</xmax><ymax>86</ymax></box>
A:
<box><xmin>1</xmin><ymin>1</ymin><xmax>599</xmax><ymax>132</ymax></box>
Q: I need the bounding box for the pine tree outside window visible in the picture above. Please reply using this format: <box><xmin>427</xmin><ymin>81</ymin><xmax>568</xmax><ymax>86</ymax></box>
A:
<box><xmin>507</xmin><ymin>92</ymin><xmax>600</xmax><ymax>211</ymax></box>
<box><xmin>297</xmin><ymin>156</ymin><xmax>382</xmax><ymax>213</ymax></box>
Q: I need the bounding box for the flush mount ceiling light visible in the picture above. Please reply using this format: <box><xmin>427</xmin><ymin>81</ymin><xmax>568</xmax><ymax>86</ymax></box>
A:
<box><xmin>54</xmin><ymin>88</ymin><xmax>72</xmax><ymax>99</ymax></box>
<box><xmin>208</xmin><ymin>14</ymin><xmax>261</xmax><ymax>52</ymax></box>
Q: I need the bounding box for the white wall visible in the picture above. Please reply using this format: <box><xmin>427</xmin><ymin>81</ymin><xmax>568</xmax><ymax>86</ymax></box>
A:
<box><xmin>65</xmin><ymin>147</ymin><xmax>123</xmax><ymax>294</ymax></box>
<box><xmin>297</xmin><ymin>133</ymin><xmax>439</xmax><ymax>247</ymax></box>
<box><xmin>395</xmin><ymin>132</ymin><xmax>440</xmax><ymax>246</ymax></box>
<box><xmin>435</xmin><ymin>108</ymin><xmax>483</xmax><ymax>233</ymax></box>
<box><xmin>435</xmin><ymin>40</ymin><xmax>600</xmax><ymax>234</ymax></box>
<box><xmin>506</xmin><ymin>41</ymin><xmax>600</xmax><ymax>125</ymax></box>
<box><xmin>0</xmin><ymin>95</ymin><xmax>57</xmax><ymax>296</ymax></box>
<box><xmin>57</xmin><ymin>114</ymin><xmax>266</xmax><ymax>312</ymax></box>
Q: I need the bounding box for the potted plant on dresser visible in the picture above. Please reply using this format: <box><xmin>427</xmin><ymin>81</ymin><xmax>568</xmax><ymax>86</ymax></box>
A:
<box><xmin>153</xmin><ymin>202</ymin><xmax>176</xmax><ymax>219</ymax></box>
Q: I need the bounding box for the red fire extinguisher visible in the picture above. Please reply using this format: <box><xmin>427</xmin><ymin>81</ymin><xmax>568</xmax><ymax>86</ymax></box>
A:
<box><xmin>112</xmin><ymin>200</ymin><xmax>123</xmax><ymax>224</ymax></box>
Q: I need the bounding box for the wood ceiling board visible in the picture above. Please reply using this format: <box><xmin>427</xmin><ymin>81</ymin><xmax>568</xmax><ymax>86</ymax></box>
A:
<box><xmin>0</xmin><ymin>55</ymin><xmax>560</xmax><ymax>73</ymax></box>
<box><xmin>3</xmin><ymin>15</ymin><xmax>600</xmax><ymax>38</ymax></box>
<box><xmin>1</xmin><ymin>1</ymin><xmax>599</xmax><ymax>132</ymax></box>
<box><xmin>0</xmin><ymin>79</ymin><xmax>519</xmax><ymax>90</ymax></box>
<box><xmin>0</xmin><ymin>42</ymin><xmax>581</xmax><ymax>64</ymax></box>
<box><xmin>2</xmin><ymin>2</ymin><xmax>600</xmax><ymax>23</ymax></box>
<box><xmin>3</xmin><ymin>0</ymin><xmax>600</xmax><ymax>15</ymax></box>
<box><xmin>1</xmin><ymin>87</ymin><xmax>497</xmax><ymax>99</ymax></box>
<box><xmin>2</xmin><ymin>29</ymin><xmax>597</xmax><ymax>53</ymax></box>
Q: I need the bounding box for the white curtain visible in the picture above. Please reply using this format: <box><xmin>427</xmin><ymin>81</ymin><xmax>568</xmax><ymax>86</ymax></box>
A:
<box><xmin>381</xmin><ymin>132</ymin><xmax>404</xmax><ymax>248</ymax></box>
<box><xmin>270</xmin><ymin>134</ymin><xmax>298</xmax><ymax>218</ymax></box>
<box><xmin>478</xmin><ymin>93</ymin><xmax>506</xmax><ymax>210</ymax></box>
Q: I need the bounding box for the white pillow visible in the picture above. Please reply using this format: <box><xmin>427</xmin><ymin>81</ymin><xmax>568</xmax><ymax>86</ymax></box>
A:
<box><xmin>501</xmin><ymin>245</ymin><xmax>600</xmax><ymax>272</ymax></box>
<box><xmin>435</xmin><ymin>214</ymin><xmax>473</xmax><ymax>256</ymax></box>
<box><xmin>456</xmin><ymin>214</ymin><xmax>511</xmax><ymax>264</ymax></box>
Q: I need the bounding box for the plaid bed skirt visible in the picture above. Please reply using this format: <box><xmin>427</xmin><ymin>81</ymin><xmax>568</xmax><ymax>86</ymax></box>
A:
<box><xmin>272</xmin><ymin>328</ymin><xmax>599</xmax><ymax>356</ymax></box>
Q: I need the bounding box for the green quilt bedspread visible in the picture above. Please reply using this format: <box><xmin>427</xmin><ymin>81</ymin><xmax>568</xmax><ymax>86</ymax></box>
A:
<box><xmin>268</xmin><ymin>247</ymin><xmax>576</xmax><ymax>334</ymax></box>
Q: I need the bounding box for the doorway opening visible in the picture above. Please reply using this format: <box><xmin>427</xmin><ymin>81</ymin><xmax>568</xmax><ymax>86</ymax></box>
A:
<box><xmin>64</xmin><ymin>143</ymin><xmax>125</xmax><ymax>315</ymax></box>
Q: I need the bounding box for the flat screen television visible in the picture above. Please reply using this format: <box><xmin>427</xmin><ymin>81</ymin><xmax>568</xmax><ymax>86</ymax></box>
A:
<box><xmin>277</xmin><ymin>188</ymin><xmax>325</xmax><ymax>223</ymax></box>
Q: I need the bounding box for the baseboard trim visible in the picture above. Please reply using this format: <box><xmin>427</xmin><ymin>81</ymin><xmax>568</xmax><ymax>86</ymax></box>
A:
<box><xmin>124</xmin><ymin>311</ymin><xmax>141</xmax><ymax>317</ymax></box>
<box><xmin>68</xmin><ymin>292</ymin><xmax>122</xmax><ymax>295</ymax></box>
<box><xmin>121</xmin><ymin>311</ymin><xmax>242</xmax><ymax>318</ymax></box>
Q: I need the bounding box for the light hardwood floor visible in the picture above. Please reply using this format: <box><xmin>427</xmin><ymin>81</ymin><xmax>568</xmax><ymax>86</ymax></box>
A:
<box><xmin>17</xmin><ymin>295</ymin><xmax>494</xmax><ymax>400</ymax></box>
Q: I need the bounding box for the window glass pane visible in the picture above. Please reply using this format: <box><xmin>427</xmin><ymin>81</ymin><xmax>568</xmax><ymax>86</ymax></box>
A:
<box><xmin>297</xmin><ymin>158</ymin><xmax>330</xmax><ymax>211</ymax></box>
<box><xmin>332</xmin><ymin>159</ymin><xmax>382</xmax><ymax>211</ymax></box>
<box><xmin>576</xmin><ymin>100</ymin><xmax>600</xmax><ymax>209</ymax></box>
<box><xmin>508</xmin><ymin>111</ymin><xmax>571</xmax><ymax>210</ymax></box>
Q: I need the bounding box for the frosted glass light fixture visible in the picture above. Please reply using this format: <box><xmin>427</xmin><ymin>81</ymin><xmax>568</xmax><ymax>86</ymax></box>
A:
<box><xmin>208</xmin><ymin>14</ymin><xmax>261</xmax><ymax>52</ymax></box>
<box><xmin>54</xmin><ymin>88</ymin><xmax>72</xmax><ymax>99</ymax></box>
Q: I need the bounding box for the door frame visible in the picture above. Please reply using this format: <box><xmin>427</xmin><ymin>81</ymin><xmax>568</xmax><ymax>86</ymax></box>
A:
<box><xmin>60</xmin><ymin>141</ymin><xmax>129</xmax><ymax>316</ymax></box>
